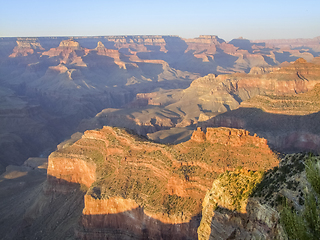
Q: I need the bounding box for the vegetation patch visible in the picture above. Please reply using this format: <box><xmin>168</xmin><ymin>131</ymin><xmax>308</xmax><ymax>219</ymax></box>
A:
<box><xmin>214</xmin><ymin>167</ymin><xmax>264</xmax><ymax>212</ymax></box>
<box><xmin>251</xmin><ymin>153</ymin><xmax>308</xmax><ymax>207</ymax></box>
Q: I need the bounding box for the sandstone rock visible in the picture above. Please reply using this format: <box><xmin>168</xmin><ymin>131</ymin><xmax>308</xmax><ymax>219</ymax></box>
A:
<box><xmin>191</xmin><ymin>127</ymin><xmax>206</xmax><ymax>142</ymax></box>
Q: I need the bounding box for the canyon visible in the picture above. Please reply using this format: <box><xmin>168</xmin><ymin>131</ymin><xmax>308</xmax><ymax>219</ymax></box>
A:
<box><xmin>1</xmin><ymin>35</ymin><xmax>320</xmax><ymax>239</ymax></box>
<box><xmin>1</xmin><ymin>35</ymin><xmax>320</xmax><ymax>169</ymax></box>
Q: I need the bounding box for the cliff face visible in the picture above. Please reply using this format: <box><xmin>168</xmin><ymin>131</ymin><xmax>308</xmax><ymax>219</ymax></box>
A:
<box><xmin>47</xmin><ymin>156</ymin><xmax>96</xmax><ymax>191</ymax></box>
<box><xmin>46</xmin><ymin>126</ymin><xmax>278</xmax><ymax>239</ymax></box>
<box><xmin>241</xmin><ymin>83</ymin><xmax>320</xmax><ymax>115</ymax></box>
<box><xmin>215</xmin><ymin>58</ymin><xmax>320</xmax><ymax>96</ymax></box>
<box><xmin>9</xmin><ymin>38</ymin><xmax>44</xmax><ymax>58</ymax></box>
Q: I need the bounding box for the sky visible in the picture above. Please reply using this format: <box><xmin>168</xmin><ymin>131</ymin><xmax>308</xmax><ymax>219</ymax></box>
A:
<box><xmin>1</xmin><ymin>0</ymin><xmax>320</xmax><ymax>41</ymax></box>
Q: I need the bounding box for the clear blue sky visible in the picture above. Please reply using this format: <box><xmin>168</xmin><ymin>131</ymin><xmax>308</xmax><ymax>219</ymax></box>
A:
<box><xmin>1</xmin><ymin>0</ymin><xmax>319</xmax><ymax>41</ymax></box>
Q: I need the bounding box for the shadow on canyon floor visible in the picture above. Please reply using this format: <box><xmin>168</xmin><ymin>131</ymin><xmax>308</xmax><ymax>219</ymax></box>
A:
<box><xmin>0</xmin><ymin>164</ymin><xmax>48</xmax><ymax>240</ymax></box>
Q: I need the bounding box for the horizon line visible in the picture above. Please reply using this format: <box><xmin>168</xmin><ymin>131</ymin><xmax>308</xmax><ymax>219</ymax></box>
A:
<box><xmin>1</xmin><ymin>34</ymin><xmax>320</xmax><ymax>42</ymax></box>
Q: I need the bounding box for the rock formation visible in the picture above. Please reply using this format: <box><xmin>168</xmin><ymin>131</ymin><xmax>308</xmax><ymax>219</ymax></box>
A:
<box><xmin>45</xmin><ymin>126</ymin><xmax>278</xmax><ymax>239</ymax></box>
<box><xmin>73</xmin><ymin>57</ymin><xmax>320</xmax><ymax>153</ymax></box>
<box><xmin>9</xmin><ymin>38</ymin><xmax>44</xmax><ymax>58</ymax></box>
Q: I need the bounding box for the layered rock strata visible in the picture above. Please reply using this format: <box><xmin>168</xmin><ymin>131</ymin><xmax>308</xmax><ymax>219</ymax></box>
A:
<box><xmin>47</xmin><ymin>126</ymin><xmax>279</xmax><ymax>239</ymax></box>
<box><xmin>199</xmin><ymin>80</ymin><xmax>320</xmax><ymax>153</ymax></box>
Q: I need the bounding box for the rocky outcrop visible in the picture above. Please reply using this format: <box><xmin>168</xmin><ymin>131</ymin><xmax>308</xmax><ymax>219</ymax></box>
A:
<box><xmin>152</xmin><ymin>58</ymin><xmax>320</xmax><ymax>126</ymax></box>
<box><xmin>1</xmin><ymin>35</ymin><xmax>320</xmax><ymax>178</ymax></box>
<box><xmin>9</xmin><ymin>38</ymin><xmax>44</xmax><ymax>58</ymax></box>
<box><xmin>58</xmin><ymin>39</ymin><xmax>81</xmax><ymax>49</ymax></box>
<box><xmin>42</xmin><ymin>38</ymin><xmax>87</xmax><ymax>67</ymax></box>
<box><xmin>190</xmin><ymin>127</ymin><xmax>206</xmax><ymax>142</ymax></box>
<box><xmin>215</xmin><ymin>58</ymin><xmax>320</xmax><ymax>95</ymax></box>
<box><xmin>94</xmin><ymin>41</ymin><xmax>125</xmax><ymax>68</ymax></box>
<box><xmin>241</xmin><ymin>83</ymin><xmax>320</xmax><ymax>115</ymax></box>
<box><xmin>45</xmin><ymin>126</ymin><xmax>278</xmax><ymax>239</ymax></box>
<box><xmin>191</xmin><ymin>127</ymin><xmax>268</xmax><ymax>147</ymax></box>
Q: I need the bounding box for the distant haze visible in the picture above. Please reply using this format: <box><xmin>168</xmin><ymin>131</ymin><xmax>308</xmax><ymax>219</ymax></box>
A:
<box><xmin>0</xmin><ymin>0</ymin><xmax>320</xmax><ymax>41</ymax></box>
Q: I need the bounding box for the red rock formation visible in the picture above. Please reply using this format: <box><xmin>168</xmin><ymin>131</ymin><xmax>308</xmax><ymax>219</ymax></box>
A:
<box><xmin>9</xmin><ymin>38</ymin><xmax>44</xmax><ymax>58</ymax></box>
<box><xmin>192</xmin><ymin>127</ymin><xmax>268</xmax><ymax>148</ymax></box>
<box><xmin>95</xmin><ymin>41</ymin><xmax>126</xmax><ymax>68</ymax></box>
<box><xmin>42</xmin><ymin>38</ymin><xmax>87</xmax><ymax>67</ymax></box>
<box><xmin>190</xmin><ymin>127</ymin><xmax>206</xmax><ymax>142</ymax></box>
<box><xmin>46</xmin><ymin>126</ymin><xmax>278</xmax><ymax>239</ymax></box>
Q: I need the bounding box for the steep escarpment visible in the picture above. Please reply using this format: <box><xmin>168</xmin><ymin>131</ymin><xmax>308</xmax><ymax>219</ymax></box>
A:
<box><xmin>198</xmin><ymin>153</ymin><xmax>313</xmax><ymax>240</ymax></box>
<box><xmin>45</xmin><ymin>126</ymin><xmax>278</xmax><ymax>239</ymax></box>
<box><xmin>200</xmin><ymin>107</ymin><xmax>320</xmax><ymax>153</ymax></box>
<box><xmin>9</xmin><ymin>38</ymin><xmax>44</xmax><ymax>58</ymax></box>
<box><xmin>241</xmin><ymin>83</ymin><xmax>320</xmax><ymax>115</ymax></box>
